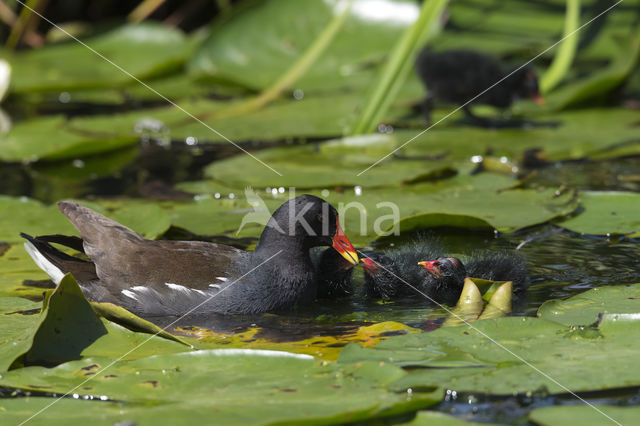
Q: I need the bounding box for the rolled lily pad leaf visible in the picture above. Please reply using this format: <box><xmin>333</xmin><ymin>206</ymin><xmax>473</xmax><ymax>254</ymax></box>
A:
<box><xmin>537</xmin><ymin>283</ymin><xmax>640</xmax><ymax>326</ymax></box>
<box><xmin>556</xmin><ymin>191</ymin><xmax>640</xmax><ymax>237</ymax></box>
<box><xmin>528</xmin><ymin>405</ymin><xmax>640</xmax><ymax>426</ymax></box>
<box><xmin>10</xmin><ymin>274</ymin><xmax>188</xmax><ymax>369</ymax></box>
<box><xmin>443</xmin><ymin>278</ymin><xmax>483</xmax><ymax>327</ymax></box>
<box><xmin>478</xmin><ymin>281</ymin><xmax>512</xmax><ymax>320</ymax></box>
<box><xmin>0</xmin><ymin>352</ymin><xmax>440</xmax><ymax>424</ymax></box>
<box><xmin>0</xmin><ymin>298</ymin><xmax>41</xmax><ymax>371</ymax></box>
<box><xmin>188</xmin><ymin>0</ymin><xmax>416</xmax><ymax>92</ymax></box>
<box><xmin>10</xmin><ymin>23</ymin><xmax>189</xmax><ymax>94</ymax></box>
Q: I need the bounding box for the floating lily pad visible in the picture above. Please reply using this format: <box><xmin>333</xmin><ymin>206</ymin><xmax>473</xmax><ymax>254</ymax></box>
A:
<box><xmin>188</xmin><ymin>0</ymin><xmax>415</xmax><ymax>92</ymax></box>
<box><xmin>339</xmin><ymin>313</ymin><xmax>640</xmax><ymax>394</ymax></box>
<box><xmin>10</xmin><ymin>23</ymin><xmax>189</xmax><ymax>94</ymax></box>
<box><xmin>555</xmin><ymin>191</ymin><xmax>640</xmax><ymax>237</ymax></box>
<box><xmin>0</xmin><ymin>351</ymin><xmax>440</xmax><ymax>425</ymax></box>
<box><xmin>9</xmin><ymin>274</ymin><xmax>187</xmax><ymax>369</ymax></box>
<box><xmin>0</xmin><ymin>297</ymin><xmax>41</xmax><ymax>371</ymax></box>
<box><xmin>537</xmin><ymin>283</ymin><xmax>640</xmax><ymax>326</ymax></box>
<box><xmin>404</xmin><ymin>410</ymin><xmax>504</xmax><ymax>426</ymax></box>
<box><xmin>0</xmin><ymin>115</ymin><xmax>136</xmax><ymax>163</ymax></box>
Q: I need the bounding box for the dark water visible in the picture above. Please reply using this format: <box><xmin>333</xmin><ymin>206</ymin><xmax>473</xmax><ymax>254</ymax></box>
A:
<box><xmin>4</xmin><ymin>139</ymin><xmax>640</xmax><ymax>425</ymax></box>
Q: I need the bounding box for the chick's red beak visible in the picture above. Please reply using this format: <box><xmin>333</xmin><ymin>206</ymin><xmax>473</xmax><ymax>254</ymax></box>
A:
<box><xmin>418</xmin><ymin>260</ymin><xmax>441</xmax><ymax>278</ymax></box>
<box><xmin>361</xmin><ymin>257</ymin><xmax>377</xmax><ymax>271</ymax></box>
<box><xmin>532</xmin><ymin>93</ymin><xmax>545</xmax><ymax>106</ymax></box>
<box><xmin>332</xmin><ymin>218</ymin><xmax>358</xmax><ymax>265</ymax></box>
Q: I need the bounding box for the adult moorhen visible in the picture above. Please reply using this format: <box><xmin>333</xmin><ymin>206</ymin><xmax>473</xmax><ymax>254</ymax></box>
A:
<box><xmin>415</xmin><ymin>48</ymin><xmax>543</xmax><ymax>124</ymax></box>
<box><xmin>21</xmin><ymin>195</ymin><xmax>359</xmax><ymax>316</ymax></box>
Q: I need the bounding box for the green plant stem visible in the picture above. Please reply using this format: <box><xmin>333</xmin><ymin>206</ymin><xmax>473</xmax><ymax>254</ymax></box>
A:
<box><xmin>206</xmin><ymin>0</ymin><xmax>354</xmax><ymax>120</ymax></box>
<box><xmin>351</xmin><ymin>0</ymin><xmax>449</xmax><ymax>135</ymax></box>
<box><xmin>6</xmin><ymin>0</ymin><xmax>44</xmax><ymax>50</ymax></box>
<box><xmin>128</xmin><ymin>0</ymin><xmax>167</xmax><ymax>23</ymax></box>
<box><xmin>540</xmin><ymin>0</ymin><xmax>581</xmax><ymax>94</ymax></box>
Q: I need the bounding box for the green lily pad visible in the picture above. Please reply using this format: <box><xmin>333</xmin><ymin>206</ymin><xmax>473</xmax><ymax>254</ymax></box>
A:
<box><xmin>67</xmin><ymin>93</ymin><xmax>362</xmax><ymax>145</ymax></box>
<box><xmin>165</xmin><ymin>174</ymin><xmax>576</xmax><ymax>245</ymax></box>
<box><xmin>10</xmin><ymin>274</ymin><xmax>187</xmax><ymax>369</ymax></box>
<box><xmin>404</xmin><ymin>411</ymin><xmax>504</xmax><ymax>426</ymax></box>
<box><xmin>0</xmin><ymin>297</ymin><xmax>41</xmax><ymax>371</ymax></box>
<box><xmin>10</xmin><ymin>23</ymin><xmax>189</xmax><ymax>94</ymax></box>
<box><xmin>555</xmin><ymin>191</ymin><xmax>640</xmax><ymax>237</ymax></box>
<box><xmin>0</xmin><ymin>352</ymin><xmax>440</xmax><ymax>425</ymax></box>
<box><xmin>0</xmin><ymin>196</ymin><xmax>76</xmax><ymax>243</ymax></box>
<box><xmin>0</xmin><ymin>115</ymin><xmax>136</xmax><ymax>163</ymax></box>
<box><xmin>537</xmin><ymin>283</ymin><xmax>640</xmax><ymax>326</ymax></box>
<box><xmin>0</xmin><ymin>243</ymin><xmax>51</xmax><ymax>299</ymax></box>
<box><xmin>398</xmin><ymin>108</ymin><xmax>640</xmax><ymax>163</ymax></box>
<box><xmin>528</xmin><ymin>405</ymin><xmax>640</xmax><ymax>426</ymax></box>
<box><xmin>339</xmin><ymin>314</ymin><xmax>640</xmax><ymax>394</ymax></box>
<box><xmin>188</xmin><ymin>0</ymin><xmax>414</xmax><ymax>92</ymax></box>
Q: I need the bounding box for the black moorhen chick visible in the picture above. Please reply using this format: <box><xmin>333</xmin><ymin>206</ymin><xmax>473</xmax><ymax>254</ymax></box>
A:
<box><xmin>21</xmin><ymin>195</ymin><xmax>359</xmax><ymax>316</ymax></box>
<box><xmin>363</xmin><ymin>254</ymin><xmax>464</xmax><ymax>306</ymax></box>
<box><xmin>360</xmin><ymin>238</ymin><xmax>449</xmax><ymax>302</ymax></box>
<box><xmin>312</xmin><ymin>247</ymin><xmax>356</xmax><ymax>298</ymax></box>
<box><xmin>419</xmin><ymin>251</ymin><xmax>529</xmax><ymax>291</ymax></box>
<box><xmin>415</xmin><ymin>48</ymin><xmax>543</xmax><ymax>124</ymax></box>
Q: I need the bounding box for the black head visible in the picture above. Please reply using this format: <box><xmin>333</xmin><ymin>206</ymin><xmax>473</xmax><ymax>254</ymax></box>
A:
<box><xmin>512</xmin><ymin>68</ymin><xmax>543</xmax><ymax>105</ymax></box>
<box><xmin>418</xmin><ymin>257</ymin><xmax>467</xmax><ymax>284</ymax></box>
<box><xmin>258</xmin><ymin>195</ymin><xmax>358</xmax><ymax>264</ymax></box>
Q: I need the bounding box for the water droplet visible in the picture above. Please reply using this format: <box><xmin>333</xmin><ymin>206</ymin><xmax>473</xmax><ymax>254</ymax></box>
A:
<box><xmin>354</xmin><ymin>186</ymin><xmax>362</xmax><ymax>196</ymax></box>
<box><xmin>185</xmin><ymin>136</ymin><xmax>198</xmax><ymax>146</ymax></box>
<box><xmin>59</xmin><ymin>92</ymin><xmax>71</xmax><ymax>103</ymax></box>
<box><xmin>293</xmin><ymin>89</ymin><xmax>304</xmax><ymax>100</ymax></box>
<box><xmin>72</xmin><ymin>159</ymin><xmax>85</xmax><ymax>168</ymax></box>
<box><xmin>214</xmin><ymin>193</ymin><xmax>221</xmax><ymax>199</ymax></box>
<box><xmin>229</xmin><ymin>193</ymin><xmax>235</xmax><ymax>199</ymax></box>
<box><xmin>321</xmin><ymin>189</ymin><xmax>330</xmax><ymax>197</ymax></box>
<box><xmin>278</xmin><ymin>187</ymin><xmax>285</xmax><ymax>194</ymax></box>
<box><xmin>471</xmin><ymin>155</ymin><xmax>483</xmax><ymax>163</ymax></box>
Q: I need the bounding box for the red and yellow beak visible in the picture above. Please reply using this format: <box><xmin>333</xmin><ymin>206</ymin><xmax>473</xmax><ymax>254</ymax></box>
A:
<box><xmin>332</xmin><ymin>218</ymin><xmax>358</xmax><ymax>265</ymax></box>
<box><xmin>418</xmin><ymin>260</ymin><xmax>441</xmax><ymax>278</ymax></box>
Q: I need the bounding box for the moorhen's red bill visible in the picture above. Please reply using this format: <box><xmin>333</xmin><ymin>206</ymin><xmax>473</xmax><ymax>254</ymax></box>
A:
<box><xmin>415</xmin><ymin>48</ymin><xmax>543</xmax><ymax>123</ymax></box>
<box><xmin>22</xmin><ymin>195</ymin><xmax>358</xmax><ymax>316</ymax></box>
